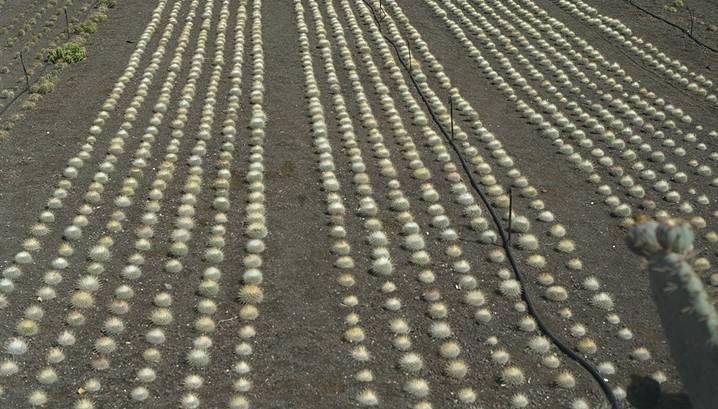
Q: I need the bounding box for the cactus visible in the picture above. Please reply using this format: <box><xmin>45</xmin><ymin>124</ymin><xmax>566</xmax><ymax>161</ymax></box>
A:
<box><xmin>626</xmin><ymin>219</ymin><xmax>718</xmax><ymax>409</ymax></box>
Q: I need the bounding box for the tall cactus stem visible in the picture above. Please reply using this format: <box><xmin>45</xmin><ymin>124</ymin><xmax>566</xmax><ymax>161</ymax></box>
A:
<box><xmin>626</xmin><ymin>219</ymin><xmax>718</xmax><ymax>409</ymax></box>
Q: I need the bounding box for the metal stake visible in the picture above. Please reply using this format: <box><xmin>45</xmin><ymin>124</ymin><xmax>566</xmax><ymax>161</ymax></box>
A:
<box><xmin>408</xmin><ymin>39</ymin><xmax>412</xmax><ymax>70</ymax></box>
<box><xmin>64</xmin><ymin>8</ymin><xmax>70</xmax><ymax>40</ymax></box>
<box><xmin>507</xmin><ymin>188</ymin><xmax>513</xmax><ymax>246</ymax></box>
<box><xmin>19</xmin><ymin>52</ymin><xmax>29</xmax><ymax>89</ymax></box>
<box><xmin>449</xmin><ymin>95</ymin><xmax>454</xmax><ymax>140</ymax></box>
<box><xmin>378</xmin><ymin>0</ymin><xmax>384</xmax><ymax>28</ymax></box>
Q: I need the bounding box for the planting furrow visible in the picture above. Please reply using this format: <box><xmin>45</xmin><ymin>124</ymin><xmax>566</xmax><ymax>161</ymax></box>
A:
<box><xmin>511</xmin><ymin>0</ymin><xmax>718</xmax><ymax>164</ymax></box>
<box><xmin>384</xmin><ymin>0</ymin><xmax>675</xmax><ymax>401</ymax></box>
<box><xmin>480</xmin><ymin>0</ymin><xmax>718</xmax><ymax>278</ymax></box>
<box><xmin>444</xmin><ymin>0</ymin><xmax>680</xmax><ymax>342</ymax></box>
<box><xmin>213</xmin><ymin>1</ymin><xmax>267</xmax><ymax>406</ymax></box>
<box><xmin>321</xmin><ymin>0</ymin><xmax>483</xmax><ymax>404</ymax></box>
<box><xmin>439</xmin><ymin>0</ymin><xmax>675</xmax><ymax>219</ymax></box>
<box><xmin>0</xmin><ymin>0</ymin><xmax>206</xmax><ymax>406</ymax></box>
<box><xmin>162</xmin><ymin>1</ymin><xmax>257</xmax><ymax>408</ymax></box>
<box><xmin>549</xmin><ymin>0</ymin><xmax>718</xmax><ymax>103</ymax></box>
<box><xmin>460</xmin><ymin>0</ymin><xmax>718</xmax><ymax>241</ymax></box>
<box><xmin>70</xmin><ymin>0</ymin><xmax>212</xmax><ymax>403</ymax></box>
<box><xmin>425</xmin><ymin>0</ymin><xmax>718</xmax><ymax>288</ymax></box>
<box><xmin>198</xmin><ymin>1</ymin><xmax>254</xmax><ymax>407</ymax></box>
<box><xmin>346</xmin><ymin>1</ymin><xmax>612</xmax><ymax>406</ymax></box>
<box><xmin>351</xmin><ymin>0</ymin><xmax>635</xmax><ymax>404</ymax></box>
<box><xmin>0</xmin><ymin>0</ymin><xmax>44</xmax><ymax>43</ymax></box>
<box><xmin>475</xmin><ymin>0</ymin><xmax>715</xmax><ymax>193</ymax></box>
<box><xmin>294</xmin><ymin>2</ymin><xmax>384</xmax><ymax>405</ymax></box>
<box><xmin>2</xmin><ymin>0</ymin><xmax>186</xmax><ymax>356</ymax></box>
<box><xmin>164</xmin><ymin>1</ymin><xmax>235</xmax><ymax>407</ymax></box>
<box><xmin>0</xmin><ymin>0</ymin><xmax>180</xmax><ymax>390</ymax></box>
<box><xmin>477</xmin><ymin>0</ymin><xmax>718</xmax><ymax>222</ymax></box>
<box><xmin>369</xmin><ymin>0</ymin><xmax>679</xmax><ymax>403</ymax></box>
<box><xmin>444</xmin><ymin>0</ymin><xmax>718</xmax><ymax>296</ymax></box>
<box><xmin>339</xmin><ymin>2</ymin><xmax>502</xmax><ymax>405</ymax></box>
<box><xmin>335</xmin><ymin>2</ymin><xmax>524</xmax><ymax>407</ymax></box>
<box><xmin>0</xmin><ymin>0</ymin><xmax>109</xmax><ymax>131</ymax></box>
<box><xmin>91</xmin><ymin>0</ymin><xmax>224</xmax><ymax>406</ymax></box>
<box><xmin>0</xmin><ymin>0</ymin><xmax>172</xmax><ymax>311</ymax></box>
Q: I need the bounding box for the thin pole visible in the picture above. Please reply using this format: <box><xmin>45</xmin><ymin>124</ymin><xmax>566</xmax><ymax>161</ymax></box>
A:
<box><xmin>449</xmin><ymin>95</ymin><xmax>454</xmax><ymax>140</ymax></box>
<box><xmin>407</xmin><ymin>38</ymin><xmax>412</xmax><ymax>70</ymax></box>
<box><xmin>508</xmin><ymin>188</ymin><xmax>513</xmax><ymax>246</ymax></box>
<box><xmin>64</xmin><ymin>8</ymin><xmax>70</xmax><ymax>41</ymax></box>
<box><xmin>378</xmin><ymin>0</ymin><xmax>383</xmax><ymax>24</ymax></box>
<box><xmin>19</xmin><ymin>52</ymin><xmax>29</xmax><ymax>89</ymax></box>
<box><xmin>688</xmin><ymin>7</ymin><xmax>694</xmax><ymax>36</ymax></box>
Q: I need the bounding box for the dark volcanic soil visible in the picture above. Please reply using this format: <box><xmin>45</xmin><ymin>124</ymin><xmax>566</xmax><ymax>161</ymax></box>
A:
<box><xmin>1</xmin><ymin>0</ymin><xmax>715</xmax><ymax>408</ymax></box>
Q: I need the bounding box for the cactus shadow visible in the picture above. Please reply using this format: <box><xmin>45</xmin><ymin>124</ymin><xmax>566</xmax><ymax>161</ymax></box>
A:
<box><xmin>626</xmin><ymin>375</ymin><xmax>692</xmax><ymax>409</ymax></box>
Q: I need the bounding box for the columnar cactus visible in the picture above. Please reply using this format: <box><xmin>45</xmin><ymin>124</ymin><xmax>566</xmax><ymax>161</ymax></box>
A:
<box><xmin>626</xmin><ymin>219</ymin><xmax>718</xmax><ymax>409</ymax></box>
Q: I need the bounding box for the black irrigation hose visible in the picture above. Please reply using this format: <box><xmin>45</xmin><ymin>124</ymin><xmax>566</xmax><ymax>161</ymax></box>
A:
<box><xmin>623</xmin><ymin>0</ymin><xmax>718</xmax><ymax>53</ymax></box>
<box><xmin>0</xmin><ymin>0</ymin><xmax>101</xmax><ymax>120</ymax></box>
<box><xmin>359</xmin><ymin>1</ymin><xmax>621</xmax><ymax>408</ymax></box>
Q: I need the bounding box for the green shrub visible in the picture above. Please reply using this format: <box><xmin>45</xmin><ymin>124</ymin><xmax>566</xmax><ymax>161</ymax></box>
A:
<box><xmin>48</xmin><ymin>42</ymin><xmax>86</xmax><ymax>64</ymax></box>
<box><xmin>74</xmin><ymin>20</ymin><xmax>97</xmax><ymax>34</ymax></box>
<box><xmin>99</xmin><ymin>0</ymin><xmax>117</xmax><ymax>8</ymax></box>
<box><xmin>664</xmin><ymin>0</ymin><xmax>684</xmax><ymax>12</ymax></box>
<box><xmin>89</xmin><ymin>11</ymin><xmax>108</xmax><ymax>24</ymax></box>
<box><xmin>31</xmin><ymin>72</ymin><xmax>59</xmax><ymax>94</ymax></box>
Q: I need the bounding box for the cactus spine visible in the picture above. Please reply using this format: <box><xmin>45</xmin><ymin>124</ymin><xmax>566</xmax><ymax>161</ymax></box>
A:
<box><xmin>626</xmin><ymin>219</ymin><xmax>718</xmax><ymax>409</ymax></box>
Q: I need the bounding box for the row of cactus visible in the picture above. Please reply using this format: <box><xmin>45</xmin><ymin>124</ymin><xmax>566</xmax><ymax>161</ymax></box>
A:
<box><xmin>553</xmin><ymin>0</ymin><xmax>718</xmax><ymax>104</ymax></box>
<box><xmin>0</xmin><ymin>0</ymin><xmax>108</xmax><ymax>138</ymax></box>
<box><xmin>395</xmin><ymin>0</ymin><xmax>667</xmax><ymax>401</ymax></box>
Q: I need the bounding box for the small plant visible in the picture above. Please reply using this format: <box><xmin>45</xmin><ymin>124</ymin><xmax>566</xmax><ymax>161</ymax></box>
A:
<box><xmin>88</xmin><ymin>10</ymin><xmax>108</xmax><ymax>24</ymax></box>
<box><xmin>501</xmin><ymin>366</ymin><xmax>525</xmax><ymax>385</ymax></box>
<box><xmin>664</xmin><ymin>0</ymin><xmax>684</xmax><ymax>12</ymax></box>
<box><xmin>99</xmin><ymin>0</ymin><xmax>117</xmax><ymax>8</ymax></box>
<box><xmin>74</xmin><ymin>20</ymin><xmax>98</xmax><ymax>34</ymax></box>
<box><xmin>28</xmin><ymin>390</ymin><xmax>47</xmax><ymax>406</ymax></box>
<box><xmin>403</xmin><ymin>378</ymin><xmax>430</xmax><ymax>398</ymax></box>
<box><xmin>356</xmin><ymin>389</ymin><xmax>378</xmax><ymax>406</ymax></box>
<box><xmin>399</xmin><ymin>352</ymin><xmax>424</xmax><ymax>373</ymax></box>
<box><xmin>0</xmin><ymin>89</ymin><xmax>15</xmax><ymax>99</ymax></box>
<box><xmin>37</xmin><ymin>367</ymin><xmax>58</xmax><ymax>384</ymax></box>
<box><xmin>48</xmin><ymin>42</ymin><xmax>86</xmax><ymax>64</ymax></box>
<box><xmin>31</xmin><ymin>71</ymin><xmax>59</xmax><ymax>94</ymax></box>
